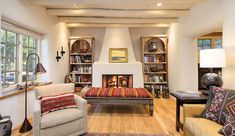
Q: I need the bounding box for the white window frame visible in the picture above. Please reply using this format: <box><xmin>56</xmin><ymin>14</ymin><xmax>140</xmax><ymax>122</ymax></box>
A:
<box><xmin>1</xmin><ymin>29</ymin><xmax>19</xmax><ymax>86</ymax></box>
<box><xmin>1</xmin><ymin>20</ymin><xmax>42</xmax><ymax>93</ymax></box>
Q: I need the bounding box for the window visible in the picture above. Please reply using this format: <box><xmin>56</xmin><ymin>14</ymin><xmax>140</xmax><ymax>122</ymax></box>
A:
<box><xmin>197</xmin><ymin>35</ymin><xmax>223</xmax><ymax>89</ymax></box>
<box><xmin>1</xmin><ymin>29</ymin><xmax>18</xmax><ymax>85</ymax></box>
<box><xmin>197</xmin><ymin>39</ymin><xmax>211</xmax><ymax>50</ymax></box>
<box><xmin>0</xmin><ymin>28</ymin><xmax>38</xmax><ymax>88</ymax></box>
<box><xmin>22</xmin><ymin>35</ymin><xmax>37</xmax><ymax>81</ymax></box>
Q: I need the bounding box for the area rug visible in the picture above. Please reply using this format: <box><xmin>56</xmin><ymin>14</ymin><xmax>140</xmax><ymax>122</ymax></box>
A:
<box><xmin>82</xmin><ymin>133</ymin><xmax>168</xmax><ymax>136</ymax></box>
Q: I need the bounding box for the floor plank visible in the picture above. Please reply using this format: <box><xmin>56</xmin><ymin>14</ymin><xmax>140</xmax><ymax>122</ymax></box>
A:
<box><xmin>12</xmin><ymin>97</ymin><xmax>182</xmax><ymax>136</ymax></box>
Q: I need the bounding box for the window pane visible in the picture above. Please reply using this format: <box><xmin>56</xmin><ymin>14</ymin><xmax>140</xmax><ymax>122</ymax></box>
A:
<box><xmin>6</xmin><ymin>44</ymin><xmax>17</xmax><ymax>58</ymax></box>
<box><xmin>22</xmin><ymin>45</ymin><xmax>36</xmax><ymax>81</ymax></box>
<box><xmin>22</xmin><ymin>35</ymin><xmax>29</xmax><ymax>47</ymax></box>
<box><xmin>28</xmin><ymin>48</ymin><xmax>35</xmax><ymax>54</ymax></box>
<box><xmin>214</xmin><ymin>39</ymin><xmax>222</xmax><ymax>49</ymax></box>
<box><xmin>6</xmin><ymin>31</ymin><xmax>16</xmax><ymax>44</ymax></box>
<box><xmin>28</xmin><ymin>57</ymin><xmax>36</xmax><ymax>72</ymax></box>
<box><xmin>29</xmin><ymin>37</ymin><xmax>34</xmax><ymax>47</ymax></box>
<box><xmin>28</xmin><ymin>72</ymin><xmax>35</xmax><ymax>81</ymax></box>
<box><xmin>1</xmin><ymin>59</ymin><xmax>5</xmax><ymax>72</ymax></box>
<box><xmin>202</xmin><ymin>39</ymin><xmax>211</xmax><ymax>46</ymax></box>
<box><xmin>23</xmin><ymin>57</ymin><xmax>36</xmax><ymax>81</ymax></box>
<box><xmin>197</xmin><ymin>40</ymin><xmax>202</xmax><ymax>46</ymax></box>
<box><xmin>22</xmin><ymin>47</ymin><xmax>28</xmax><ymax>71</ymax></box>
<box><xmin>5</xmin><ymin>58</ymin><xmax>16</xmax><ymax>71</ymax></box>
<box><xmin>1</xmin><ymin>29</ymin><xmax>6</xmax><ymax>43</ymax></box>
<box><xmin>1</xmin><ymin>73</ymin><xmax>5</xmax><ymax>85</ymax></box>
<box><xmin>6</xmin><ymin>72</ymin><xmax>16</xmax><ymax>84</ymax></box>
<box><xmin>1</xmin><ymin>44</ymin><xmax>5</xmax><ymax>57</ymax></box>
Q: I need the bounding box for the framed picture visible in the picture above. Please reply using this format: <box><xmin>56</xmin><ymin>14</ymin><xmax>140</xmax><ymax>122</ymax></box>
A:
<box><xmin>109</xmin><ymin>48</ymin><xmax>128</xmax><ymax>63</ymax></box>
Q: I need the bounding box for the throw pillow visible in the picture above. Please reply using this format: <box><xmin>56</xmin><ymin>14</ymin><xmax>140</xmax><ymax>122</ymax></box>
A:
<box><xmin>202</xmin><ymin>87</ymin><xmax>235</xmax><ymax>125</ymax></box>
<box><xmin>195</xmin><ymin>86</ymin><xmax>215</xmax><ymax>118</ymax></box>
<box><xmin>39</xmin><ymin>93</ymin><xmax>77</xmax><ymax>115</ymax></box>
<box><xmin>219</xmin><ymin>115</ymin><xmax>235</xmax><ymax>136</ymax></box>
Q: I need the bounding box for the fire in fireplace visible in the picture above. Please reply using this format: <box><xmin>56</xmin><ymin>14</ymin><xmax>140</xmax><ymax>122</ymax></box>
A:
<box><xmin>102</xmin><ymin>74</ymin><xmax>133</xmax><ymax>88</ymax></box>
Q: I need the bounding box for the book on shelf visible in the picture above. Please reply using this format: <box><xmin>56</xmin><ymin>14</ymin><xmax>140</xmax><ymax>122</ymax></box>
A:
<box><xmin>173</xmin><ymin>90</ymin><xmax>201</xmax><ymax>97</ymax></box>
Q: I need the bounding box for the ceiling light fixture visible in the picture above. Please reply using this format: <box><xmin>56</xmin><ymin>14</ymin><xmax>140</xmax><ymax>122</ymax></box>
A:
<box><xmin>157</xmin><ymin>2</ymin><xmax>162</xmax><ymax>7</ymax></box>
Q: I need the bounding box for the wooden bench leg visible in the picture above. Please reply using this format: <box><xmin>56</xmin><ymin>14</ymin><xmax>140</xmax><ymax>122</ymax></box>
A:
<box><xmin>149</xmin><ymin>99</ymin><xmax>154</xmax><ymax>116</ymax></box>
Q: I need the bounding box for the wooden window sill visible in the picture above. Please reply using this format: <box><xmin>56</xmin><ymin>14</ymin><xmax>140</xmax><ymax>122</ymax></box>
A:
<box><xmin>0</xmin><ymin>82</ymin><xmax>52</xmax><ymax>100</ymax></box>
<box><xmin>0</xmin><ymin>86</ymin><xmax>35</xmax><ymax>100</ymax></box>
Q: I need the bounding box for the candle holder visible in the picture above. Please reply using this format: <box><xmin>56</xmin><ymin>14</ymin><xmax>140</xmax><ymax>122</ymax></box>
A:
<box><xmin>61</xmin><ymin>46</ymin><xmax>66</xmax><ymax>56</ymax></box>
<box><xmin>56</xmin><ymin>51</ymin><xmax>61</xmax><ymax>62</ymax></box>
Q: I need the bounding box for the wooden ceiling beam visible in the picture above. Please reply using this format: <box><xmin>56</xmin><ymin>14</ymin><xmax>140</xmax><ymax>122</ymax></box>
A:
<box><xmin>47</xmin><ymin>9</ymin><xmax>190</xmax><ymax>18</ymax></box>
<box><xmin>59</xmin><ymin>17</ymin><xmax>178</xmax><ymax>24</ymax></box>
<box><xmin>31</xmin><ymin>0</ymin><xmax>207</xmax><ymax>7</ymax></box>
<box><xmin>66</xmin><ymin>23</ymin><xmax>170</xmax><ymax>28</ymax></box>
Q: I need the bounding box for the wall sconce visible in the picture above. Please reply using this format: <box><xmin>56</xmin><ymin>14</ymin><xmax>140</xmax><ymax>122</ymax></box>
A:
<box><xmin>56</xmin><ymin>51</ymin><xmax>61</xmax><ymax>62</ymax></box>
<box><xmin>61</xmin><ymin>46</ymin><xmax>65</xmax><ymax>56</ymax></box>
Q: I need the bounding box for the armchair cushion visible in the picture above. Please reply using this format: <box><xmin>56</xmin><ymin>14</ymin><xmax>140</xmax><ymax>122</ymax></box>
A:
<box><xmin>185</xmin><ymin>117</ymin><xmax>222</xmax><ymax>136</ymax></box>
<box><xmin>40</xmin><ymin>93</ymin><xmax>77</xmax><ymax>115</ymax></box>
<box><xmin>40</xmin><ymin>108</ymin><xmax>83</xmax><ymax>129</ymax></box>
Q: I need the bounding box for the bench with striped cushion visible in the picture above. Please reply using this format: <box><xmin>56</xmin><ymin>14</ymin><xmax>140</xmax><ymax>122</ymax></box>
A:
<box><xmin>83</xmin><ymin>87</ymin><xmax>154</xmax><ymax>116</ymax></box>
<box><xmin>85</xmin><ymin>87</ymin><xmax>151</xmax><ymax>98</ymax></box>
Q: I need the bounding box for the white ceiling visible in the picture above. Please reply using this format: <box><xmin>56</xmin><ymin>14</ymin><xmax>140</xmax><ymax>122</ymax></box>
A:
<box><xmin>30</xmin><ymin>0</ymin><xmax>208</xmax><ymax>27</ymax></box>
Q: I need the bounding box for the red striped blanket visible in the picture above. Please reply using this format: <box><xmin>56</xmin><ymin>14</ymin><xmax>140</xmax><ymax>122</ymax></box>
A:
<box><xmin>85</xmin><ymin>87</ymin><xmax>151</xmax><ymax>98</ymax></box>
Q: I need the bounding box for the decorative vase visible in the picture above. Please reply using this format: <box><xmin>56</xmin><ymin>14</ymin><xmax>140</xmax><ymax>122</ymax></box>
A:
<box><xmin>148</xmin><ymin>42</ymin><xmax>157</xmax><ymax>52</ymax></box>
<box><xmin>201</xmin><ymin>73</ymin><xmax>223</xmax><ymax>89</ymax></box>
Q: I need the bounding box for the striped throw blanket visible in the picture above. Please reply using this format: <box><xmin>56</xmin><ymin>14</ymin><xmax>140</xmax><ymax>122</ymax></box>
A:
<box><xmin>85</xmin><ymin>87</ymin><xmax>151</xmax><ymax>98</ymax></box>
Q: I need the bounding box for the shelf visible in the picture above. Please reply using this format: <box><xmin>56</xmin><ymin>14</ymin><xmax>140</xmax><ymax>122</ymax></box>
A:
<box><xmin>144</xmin><ymin>62</ymin><xmax>167</xmax><ymax>64</ymax></box>
<box><xmin>142</xmin><ymin>36</ymin><xmax>168</xmax><ymax>89</ymax></box>
<box><xmin>70</xmin><ymin>63</ymin><xmax>92</xmax><ymax>65</ymax></box>
<box><xmin>144</xmin><ymin>52</ymin><xmax>166</xmax><ymax>55</ymax></box>
<box><xmin>75</xmin><ymin>82</ymin><xmax>92</xmax><ymax>84</ymax></box>
<box><xmin>70</xmin><ymin>72</ymin><xmax>92</xmax><ymax>75</ymax></box>
<box><xmin>69</xmin><ymin>37</ymin><xmax>94</xmax><ymax>88</ymax></box>
<box><xmin>70</xmin><ymin>53</ymin><xmax>92</xmax><ymax>56</ymax></box>
<box><xmin>144</xmin><ymin>82</ymin><xmax>167</xmax><ymax>84</ymax></box>
<box><xmin>144</xmin><ymin>72</ymin><xmax>167</xmax><ymax>74</ymax></box>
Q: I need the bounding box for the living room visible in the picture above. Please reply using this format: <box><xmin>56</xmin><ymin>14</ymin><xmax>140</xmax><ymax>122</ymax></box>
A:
<box><xmin>0</xmin><ymin>0</ymin><xmax>235</xmax><ymax>136</ymax></box>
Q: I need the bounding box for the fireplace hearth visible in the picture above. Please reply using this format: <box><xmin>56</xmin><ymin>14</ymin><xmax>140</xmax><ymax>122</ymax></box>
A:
<box><xmin>102</xmin><ymin>74</ymin><xmax>133</xmax><ymax>88</ymax></box>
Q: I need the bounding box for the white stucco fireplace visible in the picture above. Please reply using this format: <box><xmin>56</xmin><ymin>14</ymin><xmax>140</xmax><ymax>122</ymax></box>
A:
<box><xmin>93</xmin><ymin>62</ymin><xmax>143</xmax><ymax>87</ymax></box>
<box><xmin>92</xmin><ymin>27</ymin><xmax>143</xmax><ymax>87</ymax></box>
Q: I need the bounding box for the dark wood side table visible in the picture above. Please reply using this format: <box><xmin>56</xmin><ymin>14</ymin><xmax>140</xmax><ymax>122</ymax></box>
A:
<box><xmin>171</xmin><ymin>91</ymin><xmax>208</xmax><ymax>132</ymax></box>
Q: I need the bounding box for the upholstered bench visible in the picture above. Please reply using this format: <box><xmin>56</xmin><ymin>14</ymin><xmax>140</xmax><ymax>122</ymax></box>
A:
<box><xmin>83</xmin><ymin>87</ymin><xmax>154</xmax><ymax>116</ymax></box>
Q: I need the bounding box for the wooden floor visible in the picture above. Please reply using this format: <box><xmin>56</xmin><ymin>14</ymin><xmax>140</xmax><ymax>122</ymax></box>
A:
<box><xmin>12</xmin><ymin>97</ymin><xmax>182</xmax><ymax>136</ymax></box>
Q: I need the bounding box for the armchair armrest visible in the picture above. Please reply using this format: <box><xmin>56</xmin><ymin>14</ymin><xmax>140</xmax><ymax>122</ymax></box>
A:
<box><xmin>33</xmin><ymin>100</ymin><xmax>41</xmax><ymax>136</ymax></box>
<box><xmin>74</xmin><ymin>95</ymin><xmax>87</xmax><ymax>116</ymax></box>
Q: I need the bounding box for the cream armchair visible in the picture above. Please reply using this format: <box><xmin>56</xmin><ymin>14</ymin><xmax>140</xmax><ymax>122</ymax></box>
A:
<box><xmin>183</xmin><ymin>104</ymin><xmax>222</xmax><ymax>136</ymax></box>
<box><xmin>33</xmin><ymin>83</ymin><xmax>87</xmax><ymax>136</ymax></box>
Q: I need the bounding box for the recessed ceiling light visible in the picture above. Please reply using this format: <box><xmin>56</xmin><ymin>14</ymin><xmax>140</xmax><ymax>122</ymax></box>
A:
<box><xmin>157</xmin><ymin>3</ymin><xmax>162</xmax><ymax>7</ymax></box>
<box><xmin>73</xmin><ymin>4</ymin><xmax>77</xmax><ymax>6</ymax></box>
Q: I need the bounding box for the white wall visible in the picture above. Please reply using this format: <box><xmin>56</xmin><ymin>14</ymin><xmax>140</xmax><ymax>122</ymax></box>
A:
<box><xmin>70</xmin><ymin>27</ymin><xmax>168</xmax><ymax>62</ymax></box>
<box><xmin>99</xmin><ymin>27</ymin><xmax>136</xmax><ymax>63</ymax></box>
<box><xmin>0</xmin><ymin>13</ymin><xmax>2</xmax><ymax>96</ymax></box>
<box><xmin>222</xmin><ymin>0</ymin><xmax>235</xmax><ymax>89</ymax></box>
<box><xmin>129</xmin><ymin>27</ymin><xmax>168</xmax><ymax>61</ymax></box>
<box><xmin>69</xmin><ymin>27</ymin><xmax>106</xmax><ymax>61</ymax></box>
<box><xmin>41</xmin><ymin>22</ymin><xmax>70</xmax><ymax>83</ymax></box>
<box><xmin>0</xmin><ymin>0</ymin><xmax>54</xmax><ymax>34</ymax></box>
<box><xmin>0</xmin><ymin>0</ymin><xmax>69</xmax><ymax>128</ymax></box>
<box><xmin>168</xmin><ymin>0</ymin><xmax>235</xmax><ymax>92</ymax></box>
<box><xmin>0</xmin><ymin>91</ymin><xmax>36</xmax><ymax>128</ymax></box>
<box><xmin>167</xmin><ymin>23</ymin><xmax>182</xmax><ymax>90</ymax></box>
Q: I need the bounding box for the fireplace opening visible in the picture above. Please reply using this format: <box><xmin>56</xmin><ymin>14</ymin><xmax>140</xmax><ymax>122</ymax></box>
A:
<box><xmin>102</xmin><ymin>74</ymin><xmax>133</xmax><ymax>88</ymax></box>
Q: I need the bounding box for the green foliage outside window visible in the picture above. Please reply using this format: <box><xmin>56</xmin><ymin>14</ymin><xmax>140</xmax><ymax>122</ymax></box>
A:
<box><xmin>0</xmin><ymin>28</ymin><xmax>37</xmax><ymax>86</ymax></box>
